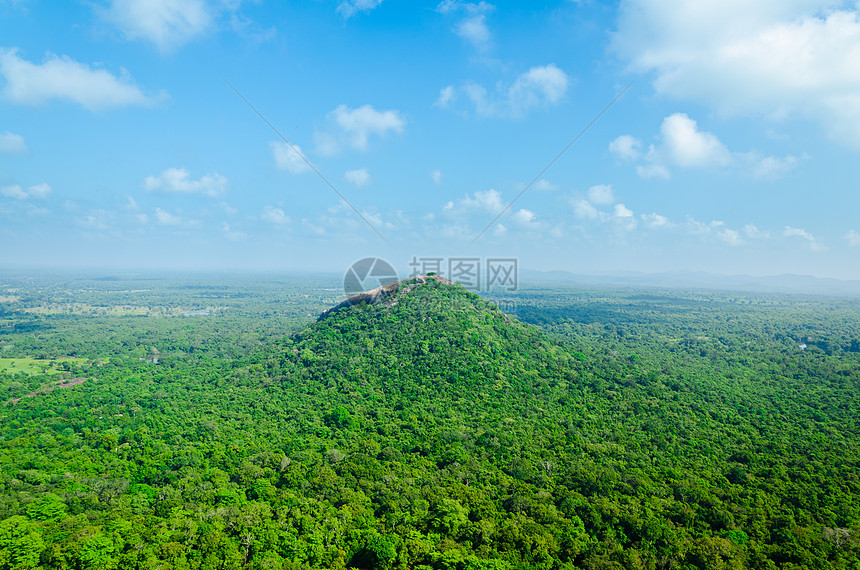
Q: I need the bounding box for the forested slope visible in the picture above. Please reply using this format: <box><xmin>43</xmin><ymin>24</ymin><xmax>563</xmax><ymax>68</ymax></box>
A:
<box><xmin>1</xmin><ymin>277</ymin><xmax>859</xmax><ymax>569</ymax></box>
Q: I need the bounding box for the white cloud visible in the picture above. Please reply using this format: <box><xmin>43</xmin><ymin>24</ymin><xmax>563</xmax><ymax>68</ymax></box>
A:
<box><xmin>261</xmin><ymin>205</ymin><xmax>289</xmax><ymax>225</ymax></box>
<box><xmin>438</xmin><ymin>1</ymin><xmax>495</xmax><ymax>50</ymax></box>
<box><xmin>76</xmin><ymin>209</ymin><xmax>113</xmax><ymax>230</ymax></box>
<box><xmin>587</xmin><ymin>184</ymin><xmax>615</xmax><ymax>205</ymax></box>
<box><xmin>846</xmin><ymin>229</ymin><xmax>860</xmax><ymax>246</ymax></box>
<box><xmin>636</xmin><ymin>163</ymin><xmax>671</xmax><ymax>179</ymax></box>
<box><xmin>569</xmin><ymin>185</ymin><xmax>617</xmax><ymax>222</ymax></box>
<box><xmin>154</xmin><ymin>207</ymin><xmax>200</xmax><ymax>228</ymax></box>
<box><xmin>345</xmin><ymin>168</ymin><xmax>372</xmax><ymax>187</ymax></box>
<box><xmin>27</xmin><ymin>182</ymin><xmax>50</xmax><ymax>199</ymax></box>
<box><xmin>613</xmin><ymin>1</ymin><xmax>860</xmax><ymax>147</ymax></box>
<box><xmin>337</xmin><ymin>0</ymin><xmax>383</xmax><ymax>19</ymax></box>
<box><xmin>101</xmin><ymin>0</ymin><xmax>213</xmax><ymax>52</ymax></box>
<box><xmin>659</xmin><ymin>113</ymin><xmax>732</xmax><ymax>168</ymax></box>
<box><xmin>507</xmin><ymin>65</ymin><xmax>569</xmax><ymax>116</ymax></box>
<box><xmin>435</xmin><ymin>85</ymin><xmax>456</xmax><ymax>108</ymax></box>
<box><xmin>460</xmin><ymin>188</ymin><xmax>505</xmax><ymax>213</ymax></box>
<box><xmin>571</xmin><ymin>198</ymin><xmax>599</xmax><ymax>220</ymax></box>
<box><xmin>717</xmin><ymin>227</ymin><xmax>743</xmax><ymax>246</ymax></box>
<box><xmin>144</xmin><ymin>167</ymin><xmax>228</xmax><ymax>197</ymax></box>
<box><xmin>512</xmin><ymin>208</ymin><xmax>536</xmax><ymax>226</ymax></box>
<box><xmin>683</xmin><ymin>218</ymin><xmax>748</xmax><ymax>246</ymax></box>
<box><xmin>746</xmin><ymin>152</ymin><xmax>804</xmax><ymax>179</ymax></box>
<box><xmin>0</xmin><ymin>183</ymin><xmax>50</xmax><ymax>200</ymax></box>
<box><xmin>744</xmin><ymin>224</ymin><xmax>771</xmax><ymax>239</ymax></box>
<box><xmin>534</xmin><ymin>179</ymin><xmax>558</xmax><ymax>191</ymax></box>
<box><xmin>456</xmin><ymin>15</ymin><xmax>490</xmax><ymax>50</ymax></box>
<box><xmin>608</xmin><ymin>134</ymin><xmax>642</xmax><ymax>161</ymax></box>
<box><xmin>270</xmin><ymin>141</ymin><xmax>310</xmax><ymax>174</ymax></box>
<box><xmin>442</xmin><ymin>64</ymin><xmax>569</xmax><ymax>118</ymax></box>
<box><xmin>0</xmin><ymin>131</ymin><xmax>27</xmax><ymax>155</ymax></box>
<box><xmin>315</xmin><ymin>104</ymin><xmax>405</xmax><ymax>155</ymax></box>
<box><xmin>641</xmin><ymin>212</ymin><xmax>671</xmax><ymax>228</ymax></box>
<box><xmin>430</xmin><ymin>169</ymin><xmax>443</xmax><ymax>185</ymax></box>
<box><xmin>0</xmin><ymin>48</ymin><xmax>163</xmax><ymax>110</ymax></box>
<box><xmin>784</xmin><ymin>225</ymin><xmax>825</xmax><ymax>250</ymax></box>
<box><xmin>617</xmin><ymin>113</ymin><xmax>798</xmax><ymax>179</ymax></box>
<box><xmin>612</xmin><ymin>203</ymin><xmax>637</xmax><ymax>232</ymax></box>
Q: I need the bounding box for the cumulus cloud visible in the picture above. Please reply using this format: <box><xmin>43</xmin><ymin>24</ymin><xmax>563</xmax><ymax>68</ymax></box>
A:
<box><xmin>0</xmin><ymin>48</ymin><xmax>164</xmax><ymax>110</ymax></box>
<box><xmin>684</xmin><ymin>218</ymin><xmax>747</xmax><ymax>246</ymax></box>
<box><xmin>100</xmin><ymin>0</ymin><xmax>213</xmax><ymax>52</ymax></box>
<box><xmin>0</xmin><ymin>131</ymin><xmax>27</xmax><ymax>155</ymax></box>
<box><xmin>0</xmin><ymin>183</ymin><xmax>51</xmax><ymax>200</ymax></box>
<box><xmin>613</xmin><ymin>203</ymin><xmax>637</xmax><ymax>231</ymax></box>
<box><xmin>846</xmin><ymin>229</ymin><xmax>860</xmax><ymax>246</ymax></box>
<box><xmin>456</xmin><ymin>15</ymin><xmax>491</xmax><ymax>49</ymax></box>
<box><xmin>613</xmin><ymin>113</ymin><xmax>799</xmax><ymax>179</ymax></box>
<box><xmin>457</xmin><ymin>188</ymin><xmax>505</xmax><ymax>213</ymax></box>
<box><xmin>337</xmin><ymin>0</ymin><xmax>383</xmax><ymax>19</ymax></box>
<box><xmin>716</xmin><ymin>227</ymin><xmax>743</xmax><ymax>246</ymax></box>
<box><xmin>636</xmin><ymin>163</ymin><xmax>672</xmax><ymax>180</ymax></box>
<box><xmin>270</xmin><ymin>141</ymin><xmax>310</xmax><ymax>174</ymax></box>
<box><xmin>154</xmin><ymin>207</ymin><xmax>200</xmax><ymax>228</ymax></box>
<box><xmin>658</xmin><ymin>113</ymin><xmax>732</xmax><ymax>168</ymax></box>
<box><xmin>437</xmin><ymin>1</ymin><xmax>495</xmax><ymax>51</ymax></box>
<box><xmin>641</xmin><ymin>212</ymin><xmax>671</xmax><ymax>229</ymax></box>
<box><xmin>608</xmin><ymin>134</ymin><xmax>641</xmax><ymax>161</ymax></box>
<box><xmin>144</xmin><ymin>167</ymin><xmax>228</xmax><ymax>197</ymax></box>
<box><xmin>345</xmin><ymin>168</ymin><xmax>371</xmax><ymax>187</ymax></box>
<box><xmin>435</xmin><ymin>86</ymin><xmax>456</xmax><ymax>108</ymax></box>
<box><xmin>261</xmin><ymin>205</ymin><xmax>289</xmax><ymax>225</ymax></box>
<box><xmin>315</xmin><ymin>104</ymin><xmax>405</xmax><ymax>155</ymax></box>
<box><xmin>784</xmin><ymin>225</ymin><xmax>825</xmax><ymax>250</ymax></box>
<box><xmin>570</xmin><ymin>184</ymin><xmax>618</xmax><ymax>221</ymax></box>
<box><xmin>507</xmin><ymin>65</ymin><xmax>569</xmax><ymax>116</ymax></box>
<box><xmin>744</xmin><ymin>224</ymin><xmax>771</xmax><ymax>239</ymax></box>
<box><xmin>512</xmin><ymin>208</ymin><xmax>538</xmax><ymax>227</ymax></box>
<box><xmin>441</xmin><ymin>64</ymin><xmax>569</xmax><ymax>118</ymax></box>
<box><xmin>612</xmin><ymin>0</ymin><xmax>860</xmax><ymax>147</ymax></box>
<box><xmin>587</xmin><ymin>184</ymin><xmax>615</xmax><ymax>205</ymax></box>
<box><xmin>745</xmin><ymin>152</ymin><xmax>805</xmax><ymax>180</ymax></box>
<box><xmin>430</xmin><ymin>169</ymin><xmax>443</xmax><ymax>185</ymax></box>
<box><xmin>534</xmin><ymin>179</ymin><xmax>558</xmax><ymax>191</ymax></box>
<box><xmin>571</xmin><ymin>198</ymin><xmax>599</xmax><ymax>220</ymax></box>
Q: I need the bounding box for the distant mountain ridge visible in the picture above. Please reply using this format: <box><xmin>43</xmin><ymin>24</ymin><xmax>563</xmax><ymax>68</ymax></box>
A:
<box><xmin>519</xmin><ymin>268</ymin><xmax>860</xmax><ymax>295</ymax></box>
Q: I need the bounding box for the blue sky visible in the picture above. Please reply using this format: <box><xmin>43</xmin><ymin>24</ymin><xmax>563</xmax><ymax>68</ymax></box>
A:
<box><xmin>1</xmin><ymin>0</ymin><xmax>859</xmax><ymax>279</ymax></box>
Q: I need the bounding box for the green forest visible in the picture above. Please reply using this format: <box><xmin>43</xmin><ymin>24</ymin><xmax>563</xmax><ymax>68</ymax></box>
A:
<box><xmin>1</xmin><ymin>272</ymin><xmax>859</xmax><ymax>569</ymax></box>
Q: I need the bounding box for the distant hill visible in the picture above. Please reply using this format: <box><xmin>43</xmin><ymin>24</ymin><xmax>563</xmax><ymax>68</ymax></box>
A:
<box><xmin>520</xmin><ymin>268</ymin><xmax>860</xmax><ymax>296</ymax></box>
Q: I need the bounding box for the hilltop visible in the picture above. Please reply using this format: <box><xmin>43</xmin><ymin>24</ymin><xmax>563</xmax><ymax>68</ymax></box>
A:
<box><xmin>319</xmin><ymin>274</ymin><xmax>456</xmax><ymax>318</ymax></box>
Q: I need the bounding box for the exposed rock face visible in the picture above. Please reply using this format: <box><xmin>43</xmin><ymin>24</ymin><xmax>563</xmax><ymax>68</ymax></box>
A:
<box><xmin>320</xmin><ymin>274</ymin><xmax>454</xmax><ymax>319</ymax></box>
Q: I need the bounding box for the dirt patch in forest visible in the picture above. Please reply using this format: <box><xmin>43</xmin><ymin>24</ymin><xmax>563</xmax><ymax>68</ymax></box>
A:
<box><xmin>6</xmin><ymin>377</ymin><xmax>88</xmax><ymax>405</ymax></box>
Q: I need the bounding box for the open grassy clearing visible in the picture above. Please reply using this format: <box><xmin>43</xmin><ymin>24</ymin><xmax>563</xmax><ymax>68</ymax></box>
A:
<box><xmin>0</xmin><ymin>356</ymin><xmax>89</xmax><ymax>376</ymax></box>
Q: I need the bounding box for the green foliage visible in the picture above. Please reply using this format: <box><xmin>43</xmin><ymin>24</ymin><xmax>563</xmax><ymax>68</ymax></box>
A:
<box><xmin>0</xmin><ymin>274</ymin><xmax>859</xmax><ymax>568</ymax></box>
